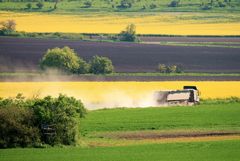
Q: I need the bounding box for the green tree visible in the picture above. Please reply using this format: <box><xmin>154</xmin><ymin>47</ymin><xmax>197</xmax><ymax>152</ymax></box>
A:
<box><xmin>176</xmin><ymin>65</ymin><xmax>184</xmax><ymax>73</ymax></box>
<box><xmin>168</xmin><ymin>0</ymin><xmax>179</xmax><ymax>7</ymax></box>
<box><xmin>0</xmin><ymin>106</ymin><xmax>40</xmax><ymax>148</ymax></box>
<box><xmin>26</xmin><ymin>3</ymin><xmax>32</xmax><ymax>9</ymax></box>
<box><xmin>0</xmin><ymin>19</ymin><xmax>16</xmax><ymax>32</ymax></box>
<box><xmin>76</xmin><ymin>58</ymin><xmax>89</xmax><ymax>74</ymax></box>
<box><xmin>31</xmin><ymin>94</ymin><xmax>86</xmax><ymax>145</ymax></box>
<box><xmin>119</xmin><ymin>24</ymin><xmax>139</xmax><ymax>42</ymax></box>
<box><xmin>158</xmin><ymin>64</ymin><xmax>167</xmax><ymax>73</ymax></box>
<box><xmin>89</xmin><ymin>55</ymin><xmax>114</xmax><ymax>74</ymax></box>
<box><xmin>36</xmin><ymin>2</ymin><xmax>44</xmax><ymax>9</ymax></box>
<box><xmin>83</xmin><ymin>1</ymin><xmax>92</xmax><ymax>8</ymax></box>
<box><xmin>40</xmin><ymin>46</ymin><xmax>81</xmax><ymax>73</ymax></box>
<box><xmin>118</xmin><ymin>0</ymin><xmax>132</xmax><ymax>8</ymax></box>
<box><xmin>166</xmin><ymin>65</ymin><xmax>177</xmax><ymax>73</ymax></box>
<box><xmin>150</xmin><ymin>3</ymin><xmax>157</xmax><ymax>9</ymax></box>
<box><xmin>53</xmin><ymin>0</ymin><xmax>62</xmax><ymax>9</ymax></box>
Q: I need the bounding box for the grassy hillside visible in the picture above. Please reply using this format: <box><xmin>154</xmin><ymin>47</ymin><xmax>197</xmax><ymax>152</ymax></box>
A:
<box><xmin>0</xmin><ymin>0</ymin><xmax>240</xmax><ymax>13</ymax></box>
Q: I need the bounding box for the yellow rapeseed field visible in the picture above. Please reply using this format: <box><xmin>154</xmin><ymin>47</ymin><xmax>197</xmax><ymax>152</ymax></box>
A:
<box><xmin>1</xmin><ymin>11</ymin><xmax>240</xmax><ymax>35</ymax></box>
<box><xmin>0</xmin><ymin>81</ymin><xmax>239</xmax><ymax>109</ymax></box>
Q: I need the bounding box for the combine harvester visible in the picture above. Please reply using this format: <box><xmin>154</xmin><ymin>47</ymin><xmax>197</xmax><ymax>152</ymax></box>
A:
<box><xmin>154</xmin><ymin>86</ymin><xmax>200</xmax><ymax>106</ymax></box>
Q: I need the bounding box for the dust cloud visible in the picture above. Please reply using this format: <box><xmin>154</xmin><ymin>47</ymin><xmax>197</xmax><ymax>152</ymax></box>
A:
<box><xmin>82</xmin><ymin>90</ymin><xmax>160</xmax><ymax>110</ymax></box>
<box><xmin>0</xmin><ymin>69</ymin><xmax>163</xmax><ymax>110</ymax></box>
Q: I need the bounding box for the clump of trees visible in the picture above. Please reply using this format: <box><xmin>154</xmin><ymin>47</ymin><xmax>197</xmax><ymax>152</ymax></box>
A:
<box><xmin>40</xmin><ymin>46</ymin><xmax>114</xmax><ymax>74</ymax></box>
<box><xmin>36</xmin><ymin>2</ymin><xmax>44</xmax><ymax>9</ymax></box>
<box><xmin>0</xmin><ymin>19</ymin><xmax>16</xmax><ymax>35</ymax></box>
<box><xmin>118</xmin><ymin>0</ymin><xmax>133</xmax><ymax>8</ymax></box>
<box><xmin>26</xmin><ymin>3</ymin><xmax>32</xmax><ymax>9</ymax></box>
<box><xmin>26</xmin><ymin>2</ymin><xmax>44</xmax><ymax>10</ymax></box>
<box><xmin>119</xmin><ymin>24</ymin><xmax>139</xmax><ymax>42</ymax></box>
<box><xmin>150</xmin><ymin>3</ymin><xmax>157</xmax><ymax>9</ymax></box>
<box><xmin>200</xmin><ymin>0</ymin><xmax>230</xmax><ymax>10</ymax></box>
<box><xmin>0</xmin><ymin>94</ymin><xmax>86</xmax><ymax>148</ymax></box>
<box><xmin>83</xmin><ymin>1</ymin><xmax>92</xmax><ymax>8</ymax></box>
<box><xmin>40</xmin><ymin>46</ymin><xmax>85</xmax><ymax>74</ymax></box>
<box><xmin>157</xmin><ymin>64</ymin><xmax>183</xmax><ymax>73</ymax></box>
<box><xmin>168</xmin><ymin>0</ymin><xmax>180</xmax><ymax>7</ymax></box>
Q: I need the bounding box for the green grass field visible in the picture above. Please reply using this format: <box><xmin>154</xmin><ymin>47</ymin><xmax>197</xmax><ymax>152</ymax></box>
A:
<box><xmin>0</xmin><ymin>102</ymin><xmax>240</xmax><ymax>160</ymax></box>
<box><xmin>0</xmin><ymin>140</ymin><xmax>240</xmax><ymax>161</ymax></box>
<box><xmin>0</xmin><ymin>0</ymin><xmax>240</xmax><ymax>13</ymax></box>
<box><xmin>80</xmin><ymin>103</ymin><xmax>240</xmax><ymax>135</ymax></box>
<box><xmin>154</xmin><ymin>41</ymin><xmax>240</xmax><ymax>48</ymax></box>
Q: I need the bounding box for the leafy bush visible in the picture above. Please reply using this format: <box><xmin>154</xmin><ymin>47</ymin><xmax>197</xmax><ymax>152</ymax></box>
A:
<box><xmin>158</xmin><ymin>64</ymin><xmax>167</xmax><ymax>73</ymax></box>
<box><xmin>40</xmin><ymin>46</ymin><xmax>84</xmax><ymax>73</ymax></box>
<box><xmin>0</xmin><ymin>94</ymin><xmax>86</xmax><ymax>148</ymax></box>
<box><xmin>26</xmin><ymin>3</ymin><xmax>32</xmax><ymax>9</ymax></box>
<box><xmin>142</xmin><ymin>5</ymin><xmax>146</xmax><ymax>10</ymax></box>
<box><xmin>36</xmin><ymin>2</ymin><xmax>44</xmax><ymax>9</ymax></box>
<box><xmin>108</xmin><ymin>34</ymin><xmax>118</xmax><ymax>41</ymax></box>
<box><xmin>201</xmin><ymin>4</ymin><xmax>212</xmax><ymax>10</ymax></box>
<box><xmin>166</xmin><ymin>65</ymin><xmax>177</xmax><ymax>73</ymax></box>
<box><xmin>76</xmin><ymin>58</ymin><xmax>89</xmax><ymax>74</ymax></box>
<box><xmin>119</xmin><ymin>24</ymin><xmax>139</xmax><ymax>42</ymax></box>
<box><xmin>157</xmin><ymin>64</ymin><xmax>183</xmax><ymax>73</ymax></box>
<box><xmin>83</xmin><ymin>1</ymin><xmax>92</xmax><ymax>8</ymax></box>
<box><xmin>89</xmin><ymin>55</ymin><xmax>114</xmax><ymax>74</ymax></box>
<box><xmin>150</xmin><ymin>3</ymin><xmax>157</xmax><ymax>9</ymax></box>
<box><xmin>118</xmin><ymin>0</ymin><xmax>132</xmax><ymax>8</ymax></box>
<box><xmin>0</xmin><ymin>19</ymin><xmax>16</xmax><ymax>35</ymax></box>
<box><xmin>168</xmin><ymin>0</ymin><xmax>179</xmax><ymax>7</ymax></box>
<box><xmin>218</xmin><ymin>1</ymin><xmax>226</xmax><ymax>7</ymax></box>
<box><xmin>0</xmin><ymin>106</ymin><xmax>40</xmax><ymax>148</ymax></box>
<box><xmin>31</xmin><ymin>94</ymin><xmax>86</xmax><ymax>145</ymax></box>
<box><xmin>176</xmin><ymin>65</ymin><xmax>184</xmax><ymax>73</ymax></box>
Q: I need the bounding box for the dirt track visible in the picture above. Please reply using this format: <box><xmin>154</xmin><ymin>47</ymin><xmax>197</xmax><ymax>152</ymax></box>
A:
<box><xmin>109</xmin><ymin>131</ymin><xmax>240</xmax><ymax>140</ymax></box>
<box><xmin>88</xmin><ymin>131</ymin><xmax>240</xmax><ymax>147</ymax></box>
<box><xmin>0</xmin><ymin>37</ymin><xmax>240</xmax><ymax>73</ymax></box>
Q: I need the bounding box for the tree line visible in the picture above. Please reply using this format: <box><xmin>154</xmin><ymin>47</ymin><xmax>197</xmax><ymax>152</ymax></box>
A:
<box><xmin>0</xmin><ymin>0</ymin><xmax>233</xmax><ymax>10</ymax></box>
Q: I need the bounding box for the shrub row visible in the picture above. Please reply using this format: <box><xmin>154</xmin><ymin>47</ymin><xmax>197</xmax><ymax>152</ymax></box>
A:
<box><xmin>0</xmin><ymin>94</ymin><xmax>86</xmax><ymax>148</ymax></box>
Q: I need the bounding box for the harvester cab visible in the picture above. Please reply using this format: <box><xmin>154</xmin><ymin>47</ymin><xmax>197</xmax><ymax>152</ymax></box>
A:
<box><xmin>154</xmin><ymin>86</ymin><xmax>200</xmax><ymax>106</ymax></box>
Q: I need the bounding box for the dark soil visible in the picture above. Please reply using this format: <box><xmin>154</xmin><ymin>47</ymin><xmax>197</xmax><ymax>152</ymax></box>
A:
<box><xmin>103</xmin><ymin>131</ymin><xmax>240</xmax><ymax>140</ymax></box>
<box><xmin>1</xmin><ymin>37</ymin><xmax>240</xmax><ymax>73</ymax></box>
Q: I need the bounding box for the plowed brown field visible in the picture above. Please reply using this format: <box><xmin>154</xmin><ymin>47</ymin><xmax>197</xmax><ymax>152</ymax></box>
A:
<box><xmin>0</xmin><ymin>37</ymin><xmax>240</xmax><ymax>73</ymax></box>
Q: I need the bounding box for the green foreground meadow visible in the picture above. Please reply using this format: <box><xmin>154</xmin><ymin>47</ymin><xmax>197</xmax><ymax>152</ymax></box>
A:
<box><xmin>0</xmin><ymin>140</ymin><xmax>239</xmax><ymax>161</ymax></box>
<box><xmin>0</xmin><ymin>102</ymin><xmax>240</xmax><ymax>161</ymax></box>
